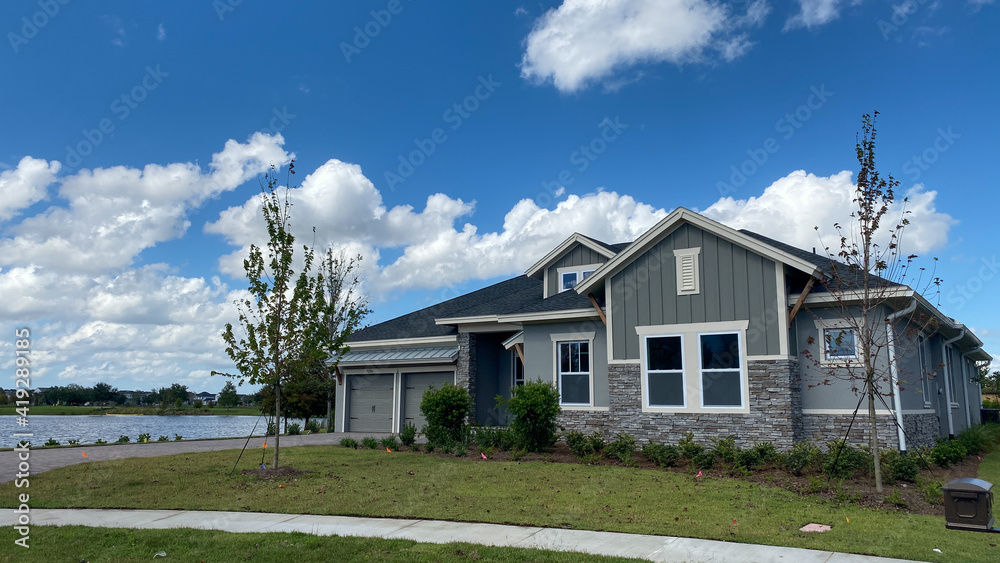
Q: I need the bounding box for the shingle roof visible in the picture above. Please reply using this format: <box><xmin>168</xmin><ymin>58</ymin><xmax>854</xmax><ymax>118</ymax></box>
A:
<box><xmin>577</xmin><ymin>234</ymin><xmax>631</xmax><ymax>256</ymax></box>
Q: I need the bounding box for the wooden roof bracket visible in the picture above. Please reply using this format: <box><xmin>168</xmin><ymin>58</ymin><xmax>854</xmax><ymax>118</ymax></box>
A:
<box><xmin>513</xmin><ymin>342</ymin><xmax>525</xmax><ymax>365</ymax></box>
<box><xmin>787</xmin><ymin>276</ymin><xmax>817</xmax><ymax>325</ymax></box>
<box><xmin>588</xmin><ymin>293</ymin><xmax>607</xmax><ymax>325</ymax></box>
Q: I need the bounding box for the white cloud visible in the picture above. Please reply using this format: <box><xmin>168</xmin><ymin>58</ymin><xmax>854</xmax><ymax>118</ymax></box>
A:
<box><xmin>520</xmin><ymin>0</ymin><xmax>770</xmax><ymax>93</ymax></box>
<box><xmin>785</xmin><ymin>0</ymin><xmax>857</xmax><ymax>30</ymax></box>
<box><xmin>701</xmin><ymin>169</ymin><xmax>954</xmax><ymax>256</ymax></box>
<box><xmin>0</xmin><ymin>156</ymin><xmax>59</xmax><ymax>222</ymax></box>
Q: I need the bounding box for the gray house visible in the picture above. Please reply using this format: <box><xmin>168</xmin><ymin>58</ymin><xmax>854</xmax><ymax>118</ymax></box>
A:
<box><xmin>333</xmin><ymin>208</ymin><xmax>990</xmax><ymax>451</ymax></box>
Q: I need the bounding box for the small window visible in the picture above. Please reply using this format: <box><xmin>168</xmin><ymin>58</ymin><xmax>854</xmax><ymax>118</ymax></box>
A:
<box><xmin>646</xmin><ymin>336</ymin><xmax>684</xmax><ymax>407</ymax></box>
<box><xmin>823</xmin><ymin>327</ymin><xmax>857</xmax><ymax>361</ymax></box>
<box><xmin>946</xmin><ymin>346</ymin><xmax>957</xmax><ymax>402</ymax></box>
<box><xmin>558</xmin><ymin>341</ymin><xmax>590</xmax><ymax>405</ymax></box>
<box><xmin>699</xmin><ymin>333</ymin><xmax>743</xmax><ymax>407</ymax></box>
<box><xmin>561</xmin><ymin>272</ymin><xmax>578</xmax><ymax>291</ymax></box>
<box><xmin>918</xmin><ymin>335</ymin><xmax>931</xmax><ymax>404</ymax></box>
<box><xmin>512</xmin><ymin>351</ymin><xmax>524</xmax><ymax>387</ymax></box>
<box><xmin>582</xmin><ymin>269</ymin><xmax>595</xmax><ymax>280</ymax></box>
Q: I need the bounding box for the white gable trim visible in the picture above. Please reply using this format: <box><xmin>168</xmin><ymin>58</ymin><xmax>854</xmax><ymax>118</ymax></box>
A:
<box><xmin>525</xmin><ymin>233</ymin><xmax>617</xmax><ymax>278</ymax></box>
<box><xmin>575</xmin><ymin>207</ymin><xmax>822</xmax><ymax>295</ymax></box>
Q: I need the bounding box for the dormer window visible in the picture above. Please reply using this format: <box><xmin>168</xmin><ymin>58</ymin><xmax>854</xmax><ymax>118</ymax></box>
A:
<box><xmin>559</xmin><ymin>268</ymin><xmax>596</xmax><ymax>292</ymax></box>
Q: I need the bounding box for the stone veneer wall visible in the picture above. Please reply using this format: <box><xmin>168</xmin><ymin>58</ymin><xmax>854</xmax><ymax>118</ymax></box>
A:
<box><xmin>902</xmin><ymin>412</ymin><xmax>940</xmax><ymax>449</ymax></box>
<box><xmin>556</xmin><ymin>358</ymin><xmax>802</xmax><ymax>450</ymax></box>
<box><xmin>800</xmin><ymin>413</ymin><xmax>900</xmax><ymax>450</ymax></box>
<box><xmin>455</xmin><ymin>332</ymin><xmax>477</xmax><ymax>423</ymax></box>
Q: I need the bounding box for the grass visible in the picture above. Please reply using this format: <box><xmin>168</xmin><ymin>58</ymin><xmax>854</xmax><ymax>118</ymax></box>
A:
<box><xmin>0</xmin><ymin>526</ymin><xmax>643</xmax><ymax>562</ymax></box>
<box><xmin>0</xmin><ymin>405</ymin><xmax>264</xmax><ymax>416</ymax></box>
<box><xmin>4</xmin><ymin>446</ymin><xmax>1000</xmax><ymax>561</ymax></box>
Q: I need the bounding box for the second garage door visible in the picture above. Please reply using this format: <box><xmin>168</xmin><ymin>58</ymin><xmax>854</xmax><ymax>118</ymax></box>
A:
<box><xmin>347</xmin><ymin>374</ymin><xmax>394</xmax><ymax>432</ymax></box>
<box><xmin>402</xmin><ymin>371</ymin><xmax>454</xmax><ymax>430</ymax></box>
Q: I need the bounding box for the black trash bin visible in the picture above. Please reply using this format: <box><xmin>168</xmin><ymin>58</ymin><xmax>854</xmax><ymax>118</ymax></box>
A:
<box><xmin>943</xmin><ymin>478</ymin><xmax>995</xmax><ymax>532</ymax></box>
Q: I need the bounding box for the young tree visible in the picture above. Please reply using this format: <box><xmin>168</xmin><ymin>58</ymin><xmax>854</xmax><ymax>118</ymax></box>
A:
<box><xmin>213</xmin><ymin>161</ymin><xmax>357</xmax><ymax>468</ymax></box>
<box><xmin>217</xmin><ymin>381</ymin><xmax>239</xmax><ymax>409</ymax></box>
<box><xmin>809</xmin><ymin>112</ymin><xmax>939</xmax><ymax>492</ymax></box>
<box><xmin>93</xmin><ymin>382</ymin><xmax>118</xmax><ymax>405</ymax></box>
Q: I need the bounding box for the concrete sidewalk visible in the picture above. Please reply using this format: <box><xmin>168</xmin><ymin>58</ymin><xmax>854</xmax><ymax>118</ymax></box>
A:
<box><xmin>1</xmin><ymin>509</ymin><xmax>922</xmax><ymax>563</ymax></box>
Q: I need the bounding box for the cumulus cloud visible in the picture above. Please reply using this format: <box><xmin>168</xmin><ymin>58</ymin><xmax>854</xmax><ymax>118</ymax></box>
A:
<box><xmin>520</xmin><ymin>0</ymin><xmax>770</xmax><ymax>93</ymax></box>
<box><xmin>0</xmin><ymin>156</ymin><xmax>59</xmax><ymax>222</ymax></box>
<box><xmin>785</xmin><ymin>0</ymin><xmax>857</xmax><ymax>30</ymax></box>
<box><xmin>701</xmin><ymin>169</ymin><xmax>954</xmax><ymax>256</ymax></box>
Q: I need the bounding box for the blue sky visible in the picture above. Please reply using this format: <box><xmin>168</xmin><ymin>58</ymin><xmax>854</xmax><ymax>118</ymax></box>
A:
<box><xmin>1</xmin><ymin>0</ymin><xmax>998</xmax><ymax>394</ymax></box>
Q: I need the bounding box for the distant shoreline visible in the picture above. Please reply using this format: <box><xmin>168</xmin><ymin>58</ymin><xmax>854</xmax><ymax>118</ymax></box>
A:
<box><xmin>0</xmin><ymin>405</ymin><xmax>263</xmax><ymax>416</ymax></box>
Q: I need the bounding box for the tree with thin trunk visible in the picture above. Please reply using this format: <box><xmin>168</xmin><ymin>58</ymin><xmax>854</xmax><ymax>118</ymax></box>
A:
<box><xmin>213</xmin><ymin>161</ymin><xmax>334</xmax><ymax>469</ymax></box>
<box><xmin>807</xmin><ymin>112</ymin><xmax>940</xmax><ymax>492</ymax></box>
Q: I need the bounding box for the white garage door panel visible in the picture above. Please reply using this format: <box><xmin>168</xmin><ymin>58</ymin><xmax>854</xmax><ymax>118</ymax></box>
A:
<box><xmin>348</xmin><ymin>374</ymin><xmax>394</xmax><ymax>432</ymax></box>
<box><xmin>403</xmin><ymin>371</ymin><xmax>454</xmax><ymax>430</ymax></box>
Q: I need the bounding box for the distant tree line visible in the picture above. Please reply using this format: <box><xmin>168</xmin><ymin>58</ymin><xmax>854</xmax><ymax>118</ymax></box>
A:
<box><xmin>1</xmin><ymin>382</ymin><xmax>260</xmax><ymax>408</ymax></box>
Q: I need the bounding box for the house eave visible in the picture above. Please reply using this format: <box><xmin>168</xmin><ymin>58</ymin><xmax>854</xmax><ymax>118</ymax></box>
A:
<box><xmin>497</xmin><ymin>308</ymin><xmax>600</xmax><ymax>323</ymax></box>
<box><xmin>345</xmin><ymin>335</ymin><xmax>458</xmax><ymax>350</ymax></box>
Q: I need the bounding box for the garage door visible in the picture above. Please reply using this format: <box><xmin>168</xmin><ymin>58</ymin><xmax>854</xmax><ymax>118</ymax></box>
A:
<box><xmin>348</xmin><ymin>374</ymin><xmax>394</xmax><ymax>432</ymax></box>
<box><xmin>402</xmin><ymin>371</ymin><xmax>454</xmax><ymax>430</ymax></box>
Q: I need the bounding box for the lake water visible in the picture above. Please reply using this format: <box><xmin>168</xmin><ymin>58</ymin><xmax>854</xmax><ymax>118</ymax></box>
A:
<box><xmin>0</xmin><ymin>415</ymin><xmax>308</xmax><ymax>449</ymax></box>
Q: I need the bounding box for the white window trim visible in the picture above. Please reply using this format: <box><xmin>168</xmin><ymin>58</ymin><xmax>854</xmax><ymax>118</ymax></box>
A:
<box><xmin>511</xmin><ymin>350</ymin><xmax>524</xmax><ymax>388</ymax></box>
<box><xmin>697</xmin><ymin>330</ymin><xmax>746</xmax><ymax>409</ymax></box>
<box><xmin>917</xmin><ymin>334</ymin><xmax>932</xmax><ymax>408</ymax></box>
<box><xmin>813</xmin><ymin>318</ymin><xmax>862</xmax><ymax>366</ymax></box>
<box><xmin>637</xmin><ymin>321</ymin><xmax>749</xmax><ymax>414</ymax></box>
<box><xmin>554</xmin><ymin>340</ymin><xmax>593</xmax><ymax>407</ymax></box>
<box><xmin>556</xmin><ymin>264</ymin><xmax>603</xmax><ymax>293</ymax></box>
<box><xmin>673</xmin><ymin>247</ymin><xmax>701</xmax><ymax>296</ymax></box>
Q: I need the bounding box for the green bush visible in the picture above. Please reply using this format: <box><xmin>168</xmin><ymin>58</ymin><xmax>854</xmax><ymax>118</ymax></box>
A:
<box><xmin>931</xmin><ymin>438</ymin><xmax>967</xmax><ymax>468</ymax></box>
<box><xmin>783</xmin><ymin>441</ymin><xmax>821</xmax><ymax>475</ymax></box>
<box><xmin>305</xmin><ymin>420</ymin><xmax>321</xmax><ymax>433</ymax></box>
<box><xmin>823</xmin><ymin>440</ymin><xmax>870</xmax><ymax>479</ymax></box>
<box><xmin>734</xmin><ymin>448</ymin><xmax>764</xmax><ymax>471</ymax></box>
<box><xmin>566</xmin><ymin>431</ymin><xmax>595</xmax><ymax>457</ymax></box>
<box><xmin>677</xmin><ymin>431</ymin><xmax>704</xmax><ymax>460</ymax></box>
<box><xmin>339</xmin><ymin>437</ymin><xmax>359</xmax><ymax>449</ymax></box>
<box><xmin>173</xmin><ymin>434</ymin><xmax>183</xmax><ymax>441</ymax></box>
<box><xmin>881</xmin><ymin>449</ymin><xmax>919</xmax><ymax>482</ymax></box>
<box><xmin>506</xmin><ymin>381</ymin><xmax>561</xmax><ymax>452</ymax></box>
<box><xmin>400</xmin><ymin>423</ymin><xmax>417</xmax><ymax>447</ymax></box>
<box><xmin>44</xmin><ymin>438</ymin><xmax>59</xmax><ymax>446</ymax></box>
<box><xmin>361</xmin><ymin>436</ymin><xmax>379</xmax><ymax>450</ymax></box>
<box><xmin>642</xmin><ymin>443</ymin><xmax>681</xmax><ymax>467</ymax></box>
<box><xmin>137</xmin><ymin>433</ymin><xmax>151</xmax><ymax>443</ymax></box>
<box><xmin>157</xmin><ymin>435</ymin><xmax>169</xmax><ymax>442</ymax></box>
<box><xmin>380</xmin><ymin>436</ymin><xmax>399</xmax><ymax>451</ymax></box>
<box><xmin>693</xmin><ymin>449</ymin><xmax>717</xmax><ymax>470</ymax></box>
<box><xmin>420</xmin><ymin>383</ymin><xmax>472</xmax><ymax>445</ymax></box>
<box><xmin>116</xmin><ymin>435</ymin><xmax>130</xmax><ymax>444</ymax></box>
<box><xmin>711</xmin><ymin>435</ymin><xmax>739</xmax><ymax>464</ymax></box>
<box><xmin>286</xmin><ymin>423</ymin><xmax>301</xmax><ymax>435</ymax></box>
<box><xmin>67</xmin><ymin>439</ymin><xmax>80</xmax><ymax>446</ymax></box>
<box><xmin>956</xmin><ymin>426</ymin><xmax>988</xmax><ymax>455</ymax></box>
<box><xmin>752</xmin><ymin>441</ymin><xmax>778</xmax><ymax>463</ymax></box>
<box><xmin>605</xmin><ymin>433</ymin><xmax>637</xmax><ymax>465</ymax></box>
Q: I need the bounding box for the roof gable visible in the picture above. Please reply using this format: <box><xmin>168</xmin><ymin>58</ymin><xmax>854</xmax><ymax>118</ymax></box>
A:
<box><xmin>575</xmin><ymin>207</ymin><xmax>823</xmax><ymax>294</ymax></box>
<box><xmin>525</xmin><ymin>233</ymin><xmax>619</xmax><ymax>279</ymax></box>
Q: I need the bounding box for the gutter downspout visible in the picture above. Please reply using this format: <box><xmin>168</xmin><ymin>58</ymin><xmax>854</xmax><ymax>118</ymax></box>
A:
<box><xmin>886</xmin><ymin>299</ymin><xmax>917</xmax><ymax>452</ymax></box>
<box><xmin>942</xmin><ymin>330</ymin><xmax>965</xmax><ymax>439</ymax></box>
<box><xmin>964</xmin><ymin>347</ymin><xmax>983</xmax><ymax>426</ymax></box>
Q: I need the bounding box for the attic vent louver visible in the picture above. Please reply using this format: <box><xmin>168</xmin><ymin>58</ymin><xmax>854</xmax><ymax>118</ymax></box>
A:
<box><xmin>673</xmin><ymin>247</ymin><xmax>701</xmax><ymax>296</ymax></box>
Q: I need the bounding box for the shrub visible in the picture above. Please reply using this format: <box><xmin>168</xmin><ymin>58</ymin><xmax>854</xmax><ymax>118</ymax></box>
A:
<box><xmin>677</xmin><ymin>431</ymin><xmax>704</xmax><ymax>460</ymax></box>
<box><xmin>711</xmin><ymin>435</ymin><xmax>739</xmax><ymax>464</ymax></box>
<box><xmin>44</xmin><ymin>438</ymin><xmax>59</xmax><ymax>446</ymax></box>
<box><xmin>67</xmin><ymin>439</ymin><xmax>80</xmax><ymax>446</ymax></box>
<box><xmin>931</xmin><ymin>438</ymin><xmax>967</xmax><ymax>468</ymax></box>
<box><xmin>956</xmin><ymin>426</ymin><xmax>987</xmax><ymax>455</ymax></box>
<box><xmin>823</xmin><ymin>440</ymin><xmax>870</xmax><ymax>479</ymax></box>
<box><xmin>752</xmin><ymin>441</ymin><xmax>778</xmax><ymax>464</ymax></box>
<box><xmin>381</xmin><ymin>436</ymin><xmax>399</xmax><ymax>451</ymax></box>
<box><xmin>266</xmin><ymin>422</ymin><xmax>277</xmax><ymax>435</ymax></box>
<box><xmin>305</xmin><ymin>420</ymin><xmax>321</xmax><ymax>433</ymax></box>
<box><xmin>287</xmin><ymin>423</ymin><xmax>301</xmax><ymax>436</ymax></box>
<box><xmin>734</xmin><ymin>448</ymin><xmax>764</xmax><ymax>471</ymax></box>
<box><xmin>454</xmin><ymin>443</ymin><xmax>467</xmax><ymax>457</ymax></box>
<box><xmin>95</xmin><ymin>438</ymin><xmax>107</xmax><ymax>445</ymax></box>
<box><xmin>173</xmin><ymin>434</ymin><xmax>183</xmax><ymax>441</ymax></box>
<box><xmin>882</xmin><ymin>449</ymin><xmax>919</xmax><ymax>483</ymax></box>
<box><xmin>506</xmin><ymin>381</ymin><xmax>561</xmax><ymax>452</ymax></box>
<box><xmin>566</xmin><ymin>431</ymin><xmax>594</xmax><ymax>457</ymax></box>
<box><xmin>194</xmin><ymin>400</ymin><xmax>203</xmax><ymax>409</ymax></box>
<box><xmin>157</xmin><ymin>435</ymin><xmax>169</xmax><ymax>442</ymax></box>
<box><xmin>643</xmin><ymin>443</ymin><xmax>681</xmax><ymax>467</ymax></box>
<box><xmin>137</xmin><ymin>433</ymin><xmax>152</xmax><ymax>443</ymax></box>
<box><xmin>339</xmin><ymin>437</ymin><xmax>359</xmax><ymax>449</ymax></box>
<box><xmin>361</xmin><ymin>436</ymin><xmax>379</xmax><ymax>450</ymax></box>
<box><xmin>605</xmin><ymin>433</ymin><xmax>637</xmax><ymax>465</ymax></box>
<box><xmin>116</xmin><ymin>435</ymin><xmax>130</xmax><ymax>444</ymax></box>
<box><xmin>400</xmin><ymin>423</ymin><xmax>417</xmax><ymax>447</ymax></box>
<box><xmin>693</xmin><ymin>449</ymin><xmax>717</xmax><ymax>470</ymax></box>
<box><xmin>784</xmin><ymin>441</ymin><xmax>821</xmax><ymax>475</ymax></box>
<box><xmin>420</xmin><ymin>383</ymin><xmax>472</xmax><ymax>445</ymax></box>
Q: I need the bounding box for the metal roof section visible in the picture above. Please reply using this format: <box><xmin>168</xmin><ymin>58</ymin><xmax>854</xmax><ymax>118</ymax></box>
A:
<box><xmin>335</xmin><ymin>346</ymin><xmax>459</xmax><ymax>366</ymax></box>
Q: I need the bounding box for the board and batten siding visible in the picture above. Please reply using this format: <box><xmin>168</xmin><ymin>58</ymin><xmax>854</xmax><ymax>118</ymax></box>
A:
<box><xmin>546</xmin><ymin>244</ymin><xmax>607</xmax><ymax>296</ymax></box>
<box><xmin>609</xmin><ymin>223</ymin><xmax>781</xmax><ymax>360</ymax></box>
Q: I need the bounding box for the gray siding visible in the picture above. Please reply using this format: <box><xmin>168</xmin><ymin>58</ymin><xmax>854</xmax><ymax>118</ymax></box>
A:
<box><xmin>546</xmin><ymin>244</ymin><xmax>607</xmax><ymax>296</ymax></box>
<box><xmin>521</xmin><ymin>320</ymin><xmax>609</xmax><ymax>407</ymax></box>
<box><xmin>610</xmin><ymin>223</ymin><xmax>781</xmax><ymax>359</ymax></box>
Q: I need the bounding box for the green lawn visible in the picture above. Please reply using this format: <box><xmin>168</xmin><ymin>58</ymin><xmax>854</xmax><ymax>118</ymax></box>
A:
<box><xmin>0</xmin><ymin>526</ymin><xmax>644</xmax><ymax>562</ymax></box>
<box><xmin>0</xmin><ymin>405</ymin><xmax>264</xmax><ymax>416</ymax></box>
<box><xmin>4</xmin><ymin>445</ymin><xmax>1000</xmax><ymax>562</ymax></box>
